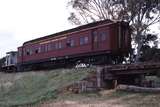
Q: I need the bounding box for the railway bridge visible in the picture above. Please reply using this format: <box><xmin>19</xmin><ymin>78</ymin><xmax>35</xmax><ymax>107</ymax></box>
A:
<box><xmin>97</xmin><ymin>62</ymin><xmax>160</xmax><ymax>89</ymax></box>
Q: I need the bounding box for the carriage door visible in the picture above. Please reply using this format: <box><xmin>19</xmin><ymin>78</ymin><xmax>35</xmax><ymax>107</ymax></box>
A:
<box><xmin>92</xmin><ymin>30</ymin><xmax>99</xmax><ymax>50</ymax></box>
<box><xmin>118</xmin><ymin>23</ymin><xmax>125</xmax><ymax>49</ymax></box>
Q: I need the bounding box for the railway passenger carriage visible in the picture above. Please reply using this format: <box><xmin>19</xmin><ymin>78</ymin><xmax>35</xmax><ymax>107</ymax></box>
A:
<box><xmin>17</xmin><ymin>20</ymin><xmax>131</xmax><ymax>71</ymax></box>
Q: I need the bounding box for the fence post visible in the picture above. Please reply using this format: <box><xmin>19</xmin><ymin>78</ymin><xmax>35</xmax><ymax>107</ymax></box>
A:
<box><xmin>97</xmin><ymin>66</ymin><xmax>104</xmax><ymax>88</ymax></box>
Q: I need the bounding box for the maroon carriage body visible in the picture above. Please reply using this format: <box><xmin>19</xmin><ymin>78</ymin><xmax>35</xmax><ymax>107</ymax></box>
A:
<box><xmin>17</xmin><ymin>20</ymin><xmax>131</xmax><ymax>67</ymax></box>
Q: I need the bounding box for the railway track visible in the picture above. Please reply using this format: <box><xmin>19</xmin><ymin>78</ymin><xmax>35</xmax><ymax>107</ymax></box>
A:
<box><xmin>104</xmin><ymin>62</ymin><xmax>160</xmax><ymax>75</ymax></box>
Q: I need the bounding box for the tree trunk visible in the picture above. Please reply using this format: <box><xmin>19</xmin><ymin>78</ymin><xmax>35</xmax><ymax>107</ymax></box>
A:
<box><xmin>135</xmin><ymin>29</ymin><xmax>143</xmax><ymax>62</ymax></box>
<box><xmin>135</xmin><ymin>42</ymin><xmax>143</xmax><ymax>62</ymax></box>
<box><xmin>117</xmin><ymin>84</ymin><xmax>160</xmax><ymax>93</ymax></box>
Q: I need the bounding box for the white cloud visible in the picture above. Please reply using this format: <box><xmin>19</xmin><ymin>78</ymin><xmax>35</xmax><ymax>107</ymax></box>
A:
<box><xmin>0</xmin><ymin>0</ymin><xmax>75</xmax><ymax>58</ymax></box>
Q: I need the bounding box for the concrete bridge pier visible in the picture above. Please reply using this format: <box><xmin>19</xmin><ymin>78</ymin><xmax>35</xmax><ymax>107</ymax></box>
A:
<box><xmin>97</xmin><ymin>67</ymin><xmax>118</xmax><ymax>89</ymax></box>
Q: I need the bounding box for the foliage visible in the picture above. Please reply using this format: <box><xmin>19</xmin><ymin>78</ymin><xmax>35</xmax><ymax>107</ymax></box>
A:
<box><xmin>139</xmin><ymin>33</ymin><xmax>160</xmax><ymax>62</ymax></box>
<box><xmin>139</xmin><ymin>45</ymin><xmax>160</xmax><ymax>62</ymax></box>
<box><xmin>142</xmin><ymin>34</ymin><xmax>158</xmax><ymax>47</ymax></box>
<box><xmin>68</xmin><ymin>0</ymin><xmax>160</xmax><ymax>62</ymax></box>
<box><xmin>0</xmin><ymin>57</ymin><xmax>5</xmax><ymax>69</ymax></box>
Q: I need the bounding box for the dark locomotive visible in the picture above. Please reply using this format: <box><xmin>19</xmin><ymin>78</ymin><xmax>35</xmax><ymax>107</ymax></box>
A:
<box><xmin>2</xmin><ymin>20</ymin><xmax>131</xmax><ymax>72</ymax></box>
<box><xmin>1</xmin><ymin>51</ymin><xmax>18</xmax><ymax>72</ymax></box>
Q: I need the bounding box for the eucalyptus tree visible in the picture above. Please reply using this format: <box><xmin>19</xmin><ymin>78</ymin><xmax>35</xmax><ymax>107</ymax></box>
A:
<box><xmin>68</xmin><ymin>0</ymin><xmax>160</xmax><ymax>62</ymax></box>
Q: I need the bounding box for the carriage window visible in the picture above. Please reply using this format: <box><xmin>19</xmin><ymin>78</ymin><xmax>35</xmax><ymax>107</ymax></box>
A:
<box><xmin>55</xmin><ymin>42</ymin><xmax>58</xmax><ymax>49</ymax></box>
<box><xmin>18</xmin><ymin>50</ymin><xmax>22</xmax><ymax>56</ymax></box>
<box><xmin>93</xmin><ymin>31</ymin><xmax>98</xmax><ymax>42</ymax></box>
<box><xmin>45</xmin><ymin>44</ymin><xmax>48</xmax><ymax>52</ymax></box>
<box><xmin>49</xmin><ymin>42</ymin><xmax>55</xmax><ymax>50</ymax></box>
<box><xmin>55</xmin><ymin>42</ymin><xmax>63</xmax><ymax>49</ymax></box>
<box><xmin>80</xmin><ymin>37</ymin><xmax>84</xmax><ymax>45</ymax></box>
<box><xmin>93</xmin><ymin>31</ymin><xmax>97</xmax><ymax>36</ymax></box>
<box><xmin>30</xmin><ymin>48</ymin><xmax>33</xmax><ymax>55</ymax></box>
<box><xmin>94</xmin><ymin>35</ymin><xmax>98</xmax><ymax>42</ymax></box>
<box><xmin>26</xmin><ymin>49</ymin><xmax>30</xmax><ymax>55</ymax></box>
<box><xmin>100</xmin><ymin>32</ymin><xmax>106</xmax><ymax>41</ymax></box>
<box><xmin>48</xmin><ymin>43</ymin><xmax>52</xmax><ymax>51</ymax></box>
<box><xmin>35</xmin><ymin>49</ymin><xmax>39</xmax><ymax>54</ymax></box>
<box><xmin>41</xmin><ymin>45</ymin><xmax>45</xmax><ymax>52</ymax></box>
<box><xmin>84</xmin><ymin>36</ymin><xmax>89</xmax><ymax>44</ymax></box>
<box><xmin>67</xmin><ymin>39</ymin><xmax>75</xmax><ymax>47</ymax></box>
<box><xmin>38</xmin><ymin>47</ymin><xmax>41</xmax><ymax>53</ymax></box>
<box><xmin>80</xmin><ymin>36</ymin><xmax>88</xmax><ymax>45</ymax></box>
<box><xmin>23</xmin><ymin>49</ymin><xmax>26</xmax><ymax>56</ymax></box>
<box><xmin>58</xmin><ymin>42</ymin><xmax>62</xmax><ymax>49</ymax></box>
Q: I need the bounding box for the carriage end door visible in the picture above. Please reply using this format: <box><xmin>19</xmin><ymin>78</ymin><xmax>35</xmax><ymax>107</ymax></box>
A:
<box><xmin>92</xmin><ymin>30</ymin><xmax>99</xmax><ymax>50</ymax></box>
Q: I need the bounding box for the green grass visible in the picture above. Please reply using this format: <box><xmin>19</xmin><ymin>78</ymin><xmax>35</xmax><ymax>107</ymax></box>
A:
<box><xmin>0</xmin><ymin>68</ymin><xmax>94</xmax><ymax>107</ymax></box>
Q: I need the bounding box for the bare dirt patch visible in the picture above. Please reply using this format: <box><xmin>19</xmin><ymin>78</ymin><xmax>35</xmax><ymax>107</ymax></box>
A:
<box><xmin>36</xmin><ymin>90</ymin><xmax>160</xmax><ymax>107</ymax></box>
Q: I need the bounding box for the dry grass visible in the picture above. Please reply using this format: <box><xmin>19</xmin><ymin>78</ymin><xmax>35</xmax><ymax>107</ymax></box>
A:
<box><xmin>34</xmin><ymin>90</ymin><xmax>160</xmax><ymax>107</ymax></box>
<box><xmin>0</xmin><ymin>68</ymin><xmax>93</xmax><ymax>107</ymax></box>
<box><xmin>0</xmin><ymin>69</ymin><xmax>160</xmax><ymax>107</ymax></box>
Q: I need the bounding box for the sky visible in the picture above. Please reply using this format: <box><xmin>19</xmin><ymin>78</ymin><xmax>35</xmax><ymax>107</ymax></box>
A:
<box><xmin>0</xmin><ymin>0</ymin><xmax>160</xmax><ymax>58</ymax></box>
<box><xmin>0</xmin><ymin>0</ymin><xmax>75</xmax><ymax>58</ymax></box>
